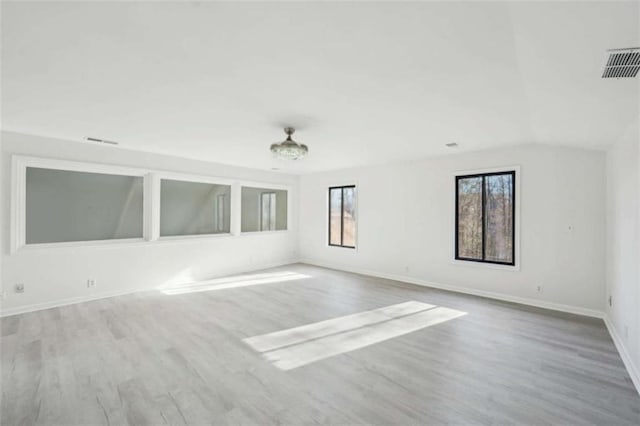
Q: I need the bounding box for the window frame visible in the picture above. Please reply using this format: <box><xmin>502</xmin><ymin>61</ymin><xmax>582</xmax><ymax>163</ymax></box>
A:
<box><xmin>454</xmin><ymin>168</ymin><xmax>518</xmax><ymax>268</ymax></box>
<box><xmin>328</xmin><ymin>185</ymin><xmax>357</xmax><ymax>249</ymax></box>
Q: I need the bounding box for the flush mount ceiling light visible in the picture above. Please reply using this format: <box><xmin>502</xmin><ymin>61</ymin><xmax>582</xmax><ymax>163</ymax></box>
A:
<box><xmin>270</xmin><ymin>127</ymin><xmax>308</xmax><ymax>160</ymax></box>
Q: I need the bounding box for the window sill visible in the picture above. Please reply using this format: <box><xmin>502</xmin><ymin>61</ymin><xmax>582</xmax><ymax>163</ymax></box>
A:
<box><xmin>451</xmin><ymin>258</ymin><xmax>520</xmax><ymax>272</ymax></box>
<box><xmin>17</xmin><ymin>238</ymin><xmax>147</xmax><ymax>252</ymax></box>
<box><xmin>14</xmin><ymin>232</ymin><xmax>248</xmax><ymax>252</ymax></box>
<box><xmin>327</xmin><ymin>244</ymin><xmax>358</xmax><ymax>252</ymax></box>
<box><xmin>239</xmin><ymin>230</ymin><xmax>289</xmax><ymax>236</ymax></box>
<box><xmin>156</xmin><ymin>233</ymin><xmax>234</xmax><ymax>242</ymax></box>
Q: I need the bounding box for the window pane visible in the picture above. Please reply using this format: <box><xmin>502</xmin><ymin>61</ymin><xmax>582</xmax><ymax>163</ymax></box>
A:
<box><xmin>457</xmin><ymin>176</ymin><xmax>483</xmax><ymax>259</ymax></box>
<box><xmin>329</xmin><ymin>188</ymin><xmax>342</xmax><ymax>245</ymax></box>
<box><xmin>342</xmin><ymin>187</ymin><xmax>356</xmax><ymax>247</ymax></box>
<box><xmin>485</xmin><ymin>174</ymin><xmax>514</xmax><ymax>263</ymax></box>
<box><xmin>160</xmin><ymin>179</ymin><xmax>231</xmax><ymax>236</ymax></box>
<box><xmin>241</xmin><ymin>187</ymin><xmax>287</xmax><ymax>232</ymax></box>
<box><xmin>26</xmin><ymin>167</ymin><xmax>143</xmax><ymax>244</ymax></box>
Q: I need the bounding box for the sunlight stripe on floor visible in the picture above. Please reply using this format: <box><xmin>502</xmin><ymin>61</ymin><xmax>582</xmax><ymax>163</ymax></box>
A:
<box><xmin>244</xmin><ymin>302</ymin><xmax>466</xmax><ymax>370</ymax></box>
<box><xmin>160</xmin><ymin>271</ymin><xmax>311</xmax><ymax>295</ymax></box>
<box><xmin>244</xmin><ymin>301</ymin><xmax>435</xmax><ymax>352</ymax></box>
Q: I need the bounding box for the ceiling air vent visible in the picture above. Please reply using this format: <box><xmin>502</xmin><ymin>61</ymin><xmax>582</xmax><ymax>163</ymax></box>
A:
<box><xmin>602</xmin><ymin>47</ymin><xmax>640</xmax><ymax>78</ymax></box>
<box><xmin>85</xmin><ymin>136</ymin><xmax>119</xmax><ymax>145</ymax></box>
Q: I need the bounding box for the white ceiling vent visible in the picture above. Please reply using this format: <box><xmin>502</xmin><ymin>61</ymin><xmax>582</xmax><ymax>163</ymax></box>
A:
<box><xmin>85</xmin><ymin>136</ymin><xmax>119</xmax><ymax>145</ymax></box>
<box><xmin>602</xmin><ymin>48</ymin><xmax>640</xmax><ymax>78</ymax></box>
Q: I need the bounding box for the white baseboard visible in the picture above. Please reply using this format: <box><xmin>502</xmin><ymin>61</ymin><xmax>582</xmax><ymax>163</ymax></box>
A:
<box><xmin>299</xmin><ymin>259</ymin><xmax>604</xmax><ymax>318</ymax></box>
<box><xmin>604</xmin><ymin>315</ymin><xmax>640</xmax><ymax>396</ymax></box>
<box><xmin>0</xmin><ymin>258</ymin><xmax>299</xmax><ymax>318</ymax></box>
<box><xmin>0</xmin><ymin>287</ymin><xmax>146</xmax><ymax>318</ymax></box>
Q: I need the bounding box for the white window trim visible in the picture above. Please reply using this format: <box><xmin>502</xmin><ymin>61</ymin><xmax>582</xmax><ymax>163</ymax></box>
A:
<box><xmin>11</xmin><ymin>156</ymin><xmax>149</xmax><ymax>253</ymax></box>
<box><xmin>11</xmin><ymin>155</ymin><xmax>293</xmax><ymax>253</ymax></box>
<box><xmin>451</xmin><ymin>165</ymin><xmax>521</xmax><ymax>271</ymax></box>
<box><xmin>326</xmin><ymin>182</ymin><xmax>358</xmax><ymax>251</ymax></box>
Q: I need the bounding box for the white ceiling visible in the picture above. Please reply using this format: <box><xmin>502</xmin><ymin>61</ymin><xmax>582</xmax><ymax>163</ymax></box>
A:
<box><xmin>2</xmin><ymin>1</ymin><xmax>639</xmax><ymax>174</ymax></box>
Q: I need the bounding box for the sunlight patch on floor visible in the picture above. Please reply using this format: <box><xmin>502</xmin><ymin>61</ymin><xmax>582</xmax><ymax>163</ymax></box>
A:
<box><xmin>244</xmin><ymin>301</ymin><xmax>467</xmax><ymax>370</ymax></box>
<box><xmin>159</xmin><ymin>271</ymin><xmax>311</xmax><ymax>295</ymax></box>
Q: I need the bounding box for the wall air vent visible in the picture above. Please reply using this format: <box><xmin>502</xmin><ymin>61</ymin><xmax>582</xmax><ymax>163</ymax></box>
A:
<box><xmin>85</xmin><ymin>136</ymin><xmax>119</xmax><ymax>145</ymax></box>
<box><xmin>602</xmin><ymin>47</ymin><xmax>640</xmax><ymax>78</ymax></box>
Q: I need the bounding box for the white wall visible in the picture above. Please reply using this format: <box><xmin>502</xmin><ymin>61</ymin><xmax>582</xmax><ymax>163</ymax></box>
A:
<box><xmin>606</xmin><ymin>121</ymin><xmax>640</xmax><ymax>390</ymax></box>
<box><xmin>299</xmin><ymin>144</ymin><xmax>606</xmax><ymax>315</ymax></box>
<box><xmin>1</xmin><ymin>131</ymin><xmax>299</xmax><ymax>315</ymax></box>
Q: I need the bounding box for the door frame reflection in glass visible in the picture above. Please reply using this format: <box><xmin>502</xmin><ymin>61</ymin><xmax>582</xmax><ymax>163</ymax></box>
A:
<box><xmin>260</xmin><ymin>192</ymin><xmax>276</xmax><ymax>231</ymax></box>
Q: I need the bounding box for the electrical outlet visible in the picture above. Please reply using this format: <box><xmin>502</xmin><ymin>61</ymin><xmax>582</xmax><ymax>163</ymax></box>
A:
<box><xmin>536</xmin><ymin>285</ymin><xmax>543</xmax><ymax>293</ymax></box>
<box><xmin>15</xmin><ymin>283</ymin><xmax>24</xmax><ymax>293</ymax></box>
<box><xmin>86</xmin><ymin>279</ymin><xmax>96</xmax><ymax>288</ymax></box>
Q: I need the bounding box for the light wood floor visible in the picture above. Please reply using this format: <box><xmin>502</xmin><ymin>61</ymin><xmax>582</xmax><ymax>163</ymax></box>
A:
<box><xmin>2</xmin><ymin>264</ymin><xmax>639</xmax><ymax>425</ymax></box>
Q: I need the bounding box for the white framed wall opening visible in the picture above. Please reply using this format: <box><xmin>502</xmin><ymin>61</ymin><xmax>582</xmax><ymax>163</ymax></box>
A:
<box><xmin>11</xmin><ymin>156</ymin><xmax>150</xmax><ymax>251</ymax></box>
<box><xmin>241</xmin><ymin>186</ymin><xmax>289</xmax><ymax>233</ymax></box>
<box><xmin>159</xmin><ymin>179</ymin><xmax>231</xmax><ymax>237</ymax></box>
<box><xmin>11</xmin><ymin>155</ymin><xmax>294</xmax><ymax>252</ymax></box>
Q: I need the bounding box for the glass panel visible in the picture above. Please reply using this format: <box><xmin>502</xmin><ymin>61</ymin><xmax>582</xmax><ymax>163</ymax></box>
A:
<box><xmin>241</xmin><ymin>187</ymin><xmax>287</xmax><ymax>232</ymax></box>
<box><xmin>25</xmin><ymin>167</ymin><xmax>143</xmax><ymax>244</ymax></box>
<box><xmin>342</xmin><ymin>187</ymin><xmax>356</xmax><ymax>247</ymax></box>
<box><xmin>160</xmin><ymin>179</ymin><xmax>231</xmax><ymax>236</ymax></box>
<box><xmin>329</xmin><ymin>188</ymin><xmax>342</xmax><ymax>245</ymax></box>
<box><xmin>485</xmin><ymin>174</ymin><xmax>514</xmax><ymax>263</ymax></box>
<box><xmin>457</xmin><ymin>176</ymin><xmax>483</xmax><ymax>259</ymax></box>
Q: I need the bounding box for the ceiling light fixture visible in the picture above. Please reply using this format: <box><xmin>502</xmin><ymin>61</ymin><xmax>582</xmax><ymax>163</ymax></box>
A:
<box><xmin>270</xmin><ymin>127</ymin><xmax>308</xmax><ymax>160</ymax></box>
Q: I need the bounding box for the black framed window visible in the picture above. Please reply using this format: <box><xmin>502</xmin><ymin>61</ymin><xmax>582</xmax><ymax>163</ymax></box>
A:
<box><xmin>455</xmin><ymin>171</ymin><xmax>515</xmax><ymax>265</ymax></box>
<box><xmin>329</xmin><ymin>185</ymin><xmax>356</xmax><ymax>248</ymax></box>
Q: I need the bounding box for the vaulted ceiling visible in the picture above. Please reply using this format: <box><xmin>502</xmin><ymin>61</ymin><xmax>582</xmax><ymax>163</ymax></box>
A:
<box><xmin>2</xmin><ymin>1</ymin><xmax>638</xmax><ymax>173</ymax></box>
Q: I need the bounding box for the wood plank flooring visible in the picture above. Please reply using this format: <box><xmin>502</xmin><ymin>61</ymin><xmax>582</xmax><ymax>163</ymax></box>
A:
<box><xmin>2</xmin><ymin>264</ymin><xmax>639</xmax><ymax>425</ymax></box>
